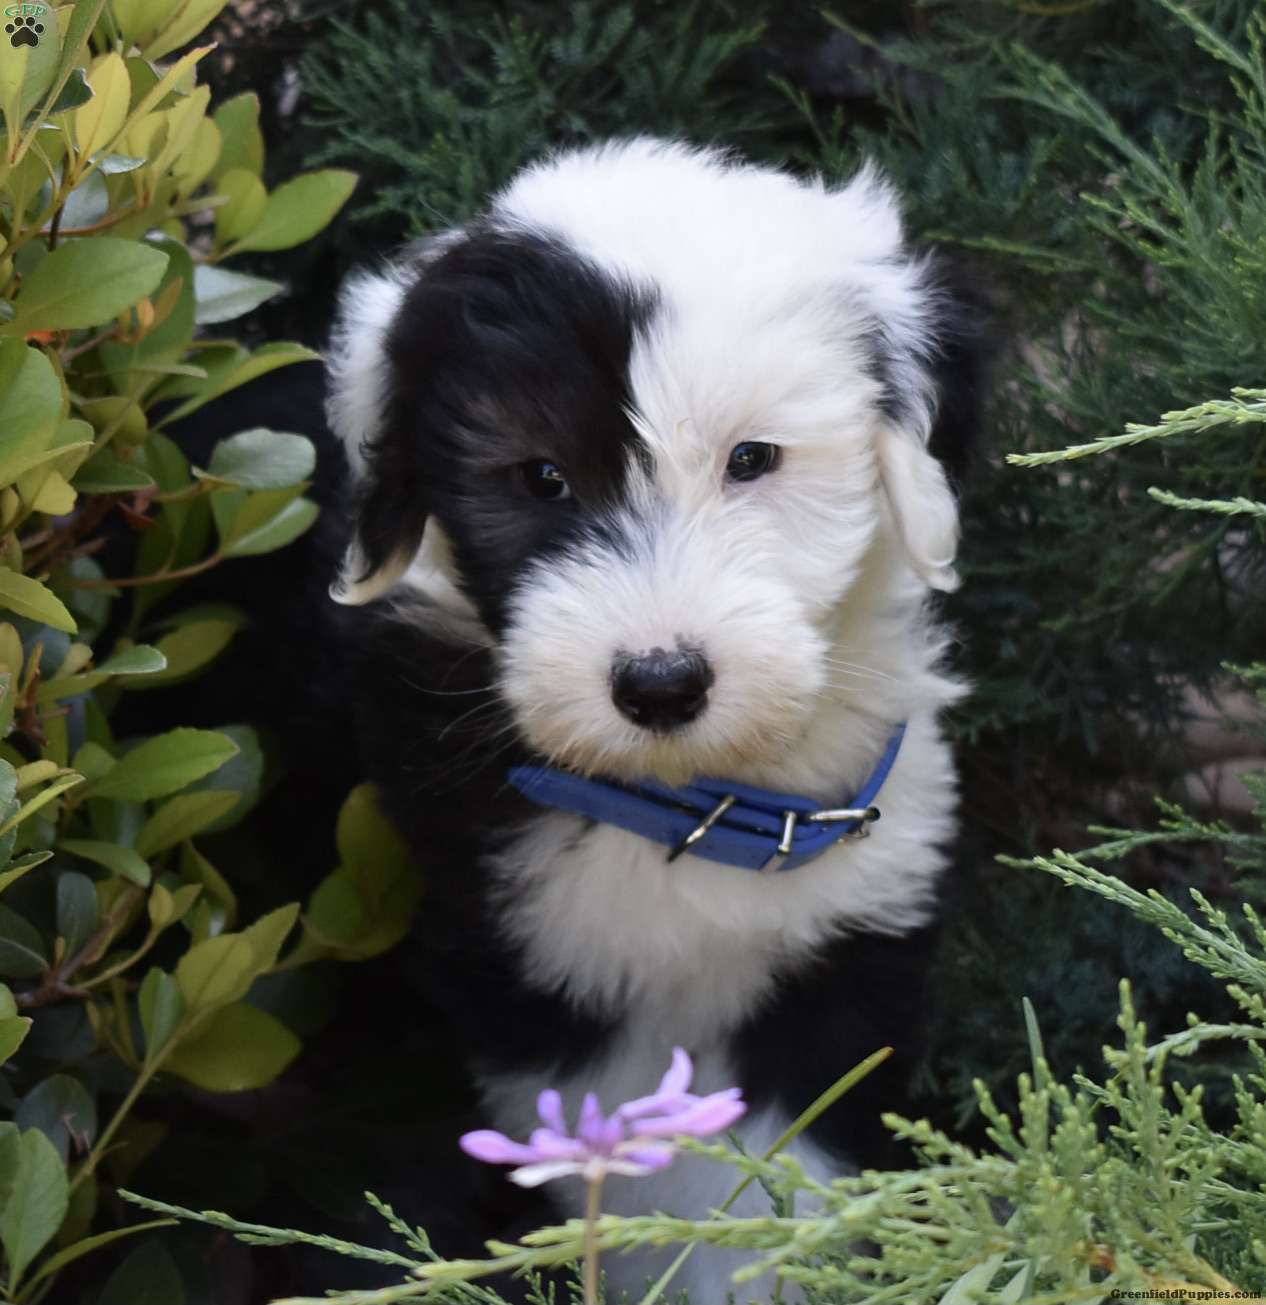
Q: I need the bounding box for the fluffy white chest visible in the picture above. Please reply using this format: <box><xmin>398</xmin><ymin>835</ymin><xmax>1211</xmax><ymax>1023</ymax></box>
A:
<box><xmin>488</xmin><ymin>711</ymin><xmax>954</xmax><ymax>1039</ymax></box>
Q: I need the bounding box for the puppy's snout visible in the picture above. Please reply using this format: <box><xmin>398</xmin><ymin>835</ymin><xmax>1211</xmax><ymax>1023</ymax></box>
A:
<box><xmin>611</xmin><ymin>647</ymin><xmax>713</xmax><ymax>732</ymax></box>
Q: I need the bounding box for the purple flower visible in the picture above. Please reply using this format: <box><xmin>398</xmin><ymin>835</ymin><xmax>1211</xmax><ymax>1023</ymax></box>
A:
<box><xmin>460</xmin><ymin>1047</ymin><xmax>746</xmax><ymax>1187</ymax></box>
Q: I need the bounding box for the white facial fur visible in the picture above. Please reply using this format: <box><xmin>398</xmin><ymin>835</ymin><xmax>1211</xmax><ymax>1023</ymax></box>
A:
<box><xmin>483</xmin><ymin>139</ymin><xmax>956</xmax><ymax>784</ymax></box>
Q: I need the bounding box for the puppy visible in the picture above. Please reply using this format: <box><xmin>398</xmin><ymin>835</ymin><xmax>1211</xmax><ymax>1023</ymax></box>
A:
<box><xmin>324</xmin><ymin>138</ymin><xmax>979</xmax><ymax>1301</ymax></box>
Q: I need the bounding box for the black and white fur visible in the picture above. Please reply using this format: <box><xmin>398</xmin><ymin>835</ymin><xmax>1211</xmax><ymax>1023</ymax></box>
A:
<box><xmin>325</xmin><ymin>139</ymin><xmax>980</xmax><ymax>1301</ymax></box>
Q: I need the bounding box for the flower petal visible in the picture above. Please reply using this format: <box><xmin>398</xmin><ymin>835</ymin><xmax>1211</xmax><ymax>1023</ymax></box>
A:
<box><xmin>577</xmin><ymin>1092</ymin><xmax>611</xmax><ymax>1149</ymax></box>
<box><xmin>606</xmin><ymin>1155</ymin><xmax>672</xmax><ymax>1178</ymax></box>
<box><xmin>528</xmin><ymin>1128</ymin><xmax>587</xmax><ymax>1159</ymax></box>
<box><xmin>658</xmin><ymin>1047</ymin><xmax>693</xmax><ymax>1097</ymax></box>
<box><xmin>617</xmin><ymin>1090</ymin><xmax>688</xmax><ymax>1122</ymax></box>
<box><xmin>536</xmin><ymin>1088</ymin><xmax>567</xmax><ymax>1134</ymax></box>
<box><xmin>632</xmin><ymin>1090</ymin><xmax>747</xmax><ymax>1139</ymax></box>
<box><xmin>614</xmin><ymin>1140</ymin><xmax>678</xmax><ymax>1172</ymax></box>
<box><xmin>460</xmin><ymin>1130</ymin><xmax>542</xmax><ymax>1165</ymax></box>
<box><xmin>509</xmin><ymin>1159</ymin><xmax>588</xmax><ymax>1188</ymax></box>
<box><xmin>618</xmin><ymin>1048</ymin><xmax>697</xmax><ymax>1121</ymax></box>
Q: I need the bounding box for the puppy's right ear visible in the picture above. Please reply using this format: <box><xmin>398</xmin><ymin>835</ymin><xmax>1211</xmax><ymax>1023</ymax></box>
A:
<box><xmin>325</xmin><ymin>233</ymin><xmax>462</xmax><ymax>606</ymax></box>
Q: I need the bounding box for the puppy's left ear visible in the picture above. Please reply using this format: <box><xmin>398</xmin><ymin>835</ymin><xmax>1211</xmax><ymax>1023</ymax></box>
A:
<box><xmin>325</xmin><ymin>232</ymin><xmax>465</xmax><ymax>605</ymax></box>
<box><xmin>875</xmin><ymin>259</ymin><xmax>987</xmax><ymax>593</ymax></box>
<box><xmin>324</xmin><ymin>263</ymin><xmax>419</xmax><ymax>605</ymax></box>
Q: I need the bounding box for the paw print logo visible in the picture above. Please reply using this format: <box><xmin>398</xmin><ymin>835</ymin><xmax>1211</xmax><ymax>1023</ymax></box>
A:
<box><xmin>6</xmin><ymin>14</ymin><xmax>42</xmax><ymax>46</ymax></box>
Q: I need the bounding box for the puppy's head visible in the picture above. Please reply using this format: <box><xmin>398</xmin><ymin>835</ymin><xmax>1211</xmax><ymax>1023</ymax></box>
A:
<box><xmin>327</xmin><ymin>139</ymin><xmax>980</xmax><ymax>784</ymax></box>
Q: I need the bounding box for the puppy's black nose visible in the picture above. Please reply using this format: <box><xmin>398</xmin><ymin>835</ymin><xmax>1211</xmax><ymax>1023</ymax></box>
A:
<box><xmin>611</xmin><ymin>647</ymin><xmax>713</xmax><ymax>732</ymax></box>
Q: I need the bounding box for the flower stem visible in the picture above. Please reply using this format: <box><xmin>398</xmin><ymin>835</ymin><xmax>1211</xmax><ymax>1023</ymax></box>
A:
<box><xmin>582</xmin><ymin>1175</ymin><xmax>604</xmax><ymax>1305</ymax></box>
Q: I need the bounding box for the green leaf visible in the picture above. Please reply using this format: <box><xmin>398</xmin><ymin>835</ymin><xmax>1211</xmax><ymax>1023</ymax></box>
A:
<box><xmin>56</xmin><ymin>872</ymin><xmax>98</xmax><ymax>956</ymax></box>
<box><xmin>240</xmin><ymin>903</ymin><xmax>299</xmax><ymax>973</ymax></box>
<box><xmin>212</xmin><ymin>91</ymin><xmax>263</xmax><ymax>177</ymax></box>
<box><xmin>58</xmin><ymin>838</ymin><xmax>151</xmax><ymax>887</ymax></box>
<box><xmin>0</xmin><ymin>345</ymin><xmax>61</xmax><ymax>485</ymax></box>
<box><xmin>14</xmin><ymin>1074</ymin><xmax>96</xmax><ymax>1163</ymax></box>
<box><xmin>192</xmin><ymin>264</ymin><xmax>282</xmax><ymax>325</ymax></box>
<box><xmin>0</xmin><ymin>904</ymin><xmax>47</xmax><ymax>978</ymax></box>
<box><xmin>0</xmin><ymin>773</ymin><xmax>85</xmax><ymax>835</ymax></box>
<box><xmin>38</xmin><ymin>0</ymin><xmax>108</xmax><ymax>124</ymax></box>
<box><xmin>0</xmin><ymin>1015</ymin><xmax>31</xmax><ymax>1066</ymax></box>
<box><xmin>135</xmin><ymin>790</ymin><xmax>239</xmax><ymax>858</ymax></box>
<box><xmin>86</xmin><ymin>728</ymin><xmax>239</xmax><ymax>802</ymax></box>
<box><xmin>146</xmin><ymin>882</ymin><xmax>200</xmax><ymax>931</ymax></box>
<box><xmin>203</xmin><ymin>427</ymin><xmax>316</xmax><ymax>491</ymax></box>
<box><xmin>306</xmin><ymin>785</ymin><xmax>421</xmax><ymax>960</ymax></box>
<box><xmin>211</xmin><ymin>483</ymin><xmax>296</xmax><ymax>548</ymax></box>
<box><xmin>138</xmin><ymin>967</ymin><xmax>184</xmax><ymax>1061</ymax></box>
<box><xmin>143</xmin><ymin>0</ymin><xmax>231</xmax><ymax>61</ymax></box>
<box><xmin>231</xmin><ymin>169</ymin><xmax>357</xmax><ymax>252</ymax></box>
<box><xmin>336</xmin><ymin>783</ymin><xmax>413</xmax><ymax>892</ymax></box>
<box><xmin>56</xmin><ymin>171</ymin><xmax>108</xmax><ymax>232</ymax></box>
<box><xmin>43</xmin><ymin>66</ymin><xmax>94</xmax><ymax>118</ymax></box>
<box><xmin>100</xmin><ymin>237</ymin><xmax>197</xmax><ymax>396</ymax></box>
<box><xmin>11</xmin><ymin>238</ymin><xmax>169</xmax><ymax>332</ymax></box>
<box><xmin>182</xmin><ymin>722</ymin><xmax>261</xmax><ymax>833</ymax></box>
<box><xmin>222</xmin><ymin>497</ymin><xmax>319</xmax><ymax>558</ymax></box>
<box><xmin>0</xmin><ymin>0</ymin><xmax>60</xmax><ymax>126</ymax></box>
<box><xmin>163</xmin><ymin>1002</ymin><xmax>300</xmax><ymax>1092</ymax></box>
<box><xmin>179</xmin><ymin>842</ymin><xmax>236</xmax><ymax>935</ymax></box>
<box><xmin>124</xmin><ymin>620</ymin><xmax>237</xmax><ymax>689</ymax></box>
<box><xmin>72</xmin><ymin>52</ymin><xmax>130</xmax><ymax>159</ymax></box>
<box><xmin>0</xmin><ymin>570</ymin><xmax>75</xmax><ymax>635</ymax></box>
<box><xmin>72</xmin><ymin>447</ymin><xmax>157</xmax><ymax>494</ymax></box>
<box><xmin>155</xmin><ymin>341</ymin><xmax>319</xmax><ymax>426</ymax></box>
<box><xmin>0</xmin><ymin>1122</ymin><xmax>17</xmax><ymax>1212</ymax></box>
<box><xmin>0</xmin><ymin>850</ymin><xmax>51</xmax><ymax>896</ymax></box>
<box><xmin>97</xmin><ymin>153</ymin><xmax>146</xmax><ymax>175</ymax></box>
<box><xmin>96</xmin><ymin>646</ymin><xmax>169</xmax><ymax>677</ymax></box>
<box><xmin>20</xmin><ymin>1219</ymin><xmax>177</xmax><ymax>1295</ymax></box>
<box><xmin>173</xmin><ymin>933</ymin><xmax>256</xmax><ymax>1011</ymax></box>
<box><xmin>97</xmin><ymin>1238</ymin><xmax>186</xmax><ymax>1305</ymax></box>
<box><xmin>213</xmin><ymin>167</ymin><xmax>267</xmax><ymax>246</ymax></box>
<box><xmin>0</xmin><ymin>1127</ymin><xmax>68</xmax><ymax>1288</ymax></box>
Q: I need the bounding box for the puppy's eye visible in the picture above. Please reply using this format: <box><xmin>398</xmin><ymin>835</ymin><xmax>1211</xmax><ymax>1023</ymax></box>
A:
<box><xmin>726</xmin><ymin>441</ymin><xmax>781</xmax><ymax>482</ymax></box>
<box><xmin>520</xmin><ymin>459</ymin><xmax>572</xmax><ymax>501</ymax></box>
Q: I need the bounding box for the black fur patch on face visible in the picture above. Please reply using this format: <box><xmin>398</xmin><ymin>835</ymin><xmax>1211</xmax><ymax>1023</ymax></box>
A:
<box><xmin>871</xmin><ymin>254</ymin><xmax>989</xmax><ymax>492</ymax></box>
<box><xmin>357</xmin><ymin>226</ymin><xmax>659</xmax><ymax>632</ymax></box>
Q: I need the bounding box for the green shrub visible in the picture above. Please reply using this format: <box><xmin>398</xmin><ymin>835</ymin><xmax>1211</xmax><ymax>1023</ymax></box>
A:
<box><xmin>298</xmin><ymin>0</ymin><xmax>807</xmax><ymax>239</ymax></box>
<box><xmin>122</xmin><ymin>4</ymin><xmax>1266</xmax><ymax>1298</ymax></box>
<box><xmin>0</xmin><ymin>3</ymin><xmax>424</xmax><ymax>1299</ymax></box>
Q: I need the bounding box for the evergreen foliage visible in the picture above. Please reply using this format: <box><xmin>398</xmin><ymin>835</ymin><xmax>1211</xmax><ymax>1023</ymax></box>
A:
<box><xmin>0</xmin><ymin>0</ymin><xmax>1246</xmax><ymax>1297</ymax></box>
<box><xmin>130</xmin><ymin>4</ymin><xmax>1266</xmax><ymax>1297</ymax></box>
<box><xmin>298</xmin><ymin>1</ymin><xmax>804</xmax><ymax>238</ymax></box>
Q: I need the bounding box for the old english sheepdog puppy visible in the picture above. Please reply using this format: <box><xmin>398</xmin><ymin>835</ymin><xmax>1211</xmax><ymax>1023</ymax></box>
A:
<box><xmin>324</xmin><ymin>138</ymin><xmax>981</xmax><ymax>1300</ymax></box>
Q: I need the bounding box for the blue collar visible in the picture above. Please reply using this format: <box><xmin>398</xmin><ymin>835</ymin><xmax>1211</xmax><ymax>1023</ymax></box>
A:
<box><xmin>506</xmin><ymin>723</ymin><xmax>906</xmax><ymax>873</ymax></box>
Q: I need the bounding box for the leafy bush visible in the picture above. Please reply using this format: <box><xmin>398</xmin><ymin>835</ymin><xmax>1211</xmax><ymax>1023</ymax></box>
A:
<box><xmin>121</xmin><ymin>4</ymin><xmax>1266</xmax><ymax>1299</ymax></box>
<box><xmin>0</xmin><ymin>3</ymin><xmax>425</xmax><ymax>1299</ymax></box>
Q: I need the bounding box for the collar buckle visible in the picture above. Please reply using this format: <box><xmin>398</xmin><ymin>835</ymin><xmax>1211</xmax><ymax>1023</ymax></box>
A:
<box><xmin>806</xmin><ymin>804</ymin><xmax>880</xmax><ymax>842</ymax></box>
<box><xmin>665</xmin><ymin>793</ymin><xmax>737</xmax><ymax>863</ymax></box>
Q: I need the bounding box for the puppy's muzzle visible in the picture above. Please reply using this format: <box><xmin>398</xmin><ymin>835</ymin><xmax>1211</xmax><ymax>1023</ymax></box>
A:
<box><xmin>611</xmin><ymin>646</ymin><xmax>713</xmax><ymax>732</ymax></box>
